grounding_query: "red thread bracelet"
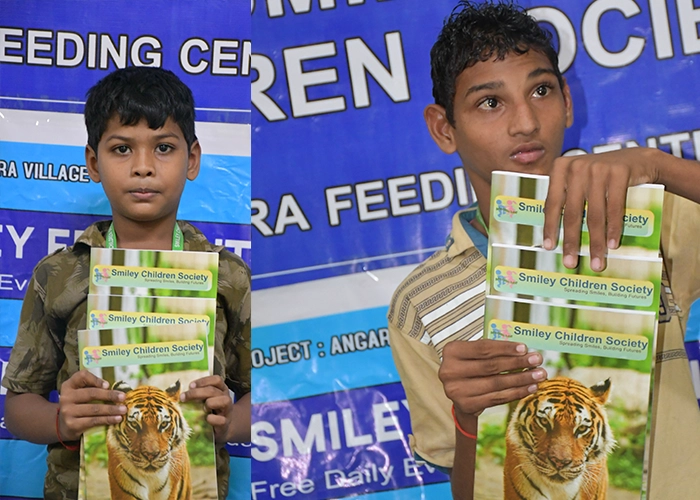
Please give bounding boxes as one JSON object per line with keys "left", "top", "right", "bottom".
{"left": 55, "top": 408, "right": 79, "bottom": 451}
{"left": 452, "top": 405, "right": 477, "bottom": 440}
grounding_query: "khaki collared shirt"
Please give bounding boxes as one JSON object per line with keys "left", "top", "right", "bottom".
{"left": 2, "top": 220, "right": 251, "bottom": 500}
{"left": 387, "top": 209, "right": 486, "bottom": 468}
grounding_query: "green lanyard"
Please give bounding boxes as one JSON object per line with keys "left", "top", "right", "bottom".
{"left": 475, "top": 208, "right": 490, "bottom": 236}
{"left": 105, "top": 222, "right": 184, "bottom": 251}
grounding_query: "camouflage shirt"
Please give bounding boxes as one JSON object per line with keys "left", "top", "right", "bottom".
{"left": 1, "top": 220, "right": 251, "bottom": 499}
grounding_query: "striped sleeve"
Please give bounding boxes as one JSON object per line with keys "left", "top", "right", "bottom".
{"left": 388, "top": 246, "right": 487, "bottom": 359}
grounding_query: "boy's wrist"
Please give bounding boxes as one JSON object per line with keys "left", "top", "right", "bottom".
{"left": 655, "top": 147, "right": 685, "bottom": 188}
{"left": 55, "top": 407, "right": 80, "bottom": 449}
{"left": 641, "top": 147, "right": 665, "bottom": 185}
{"left": 453, "top": 406, "right": 478, "bottom": 436}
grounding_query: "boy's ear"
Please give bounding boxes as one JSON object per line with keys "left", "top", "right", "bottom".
{"left": 562, "top": 77, "right": 574, "bottom": 128}
{"left": 85, "top": 145, "right": 101, "bottom": 183}
{"left": 186, "top": 140, "right": 201, "bottom": 181}
{"left": 424, "top": 104, "right": 458, "bottom": 154}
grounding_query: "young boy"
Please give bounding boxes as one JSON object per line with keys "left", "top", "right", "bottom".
{"left": 0, "top": 67, "right": 251, "bottom": 499}
{"left": 388, "top": 2, "right": 700, "bottom": 499}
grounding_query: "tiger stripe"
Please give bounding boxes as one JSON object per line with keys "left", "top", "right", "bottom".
{"left": 107, "top": 381, "right": 192, "bottom": 500}
{"left": 504, "top": 377, "right": 615, "bottom": 500}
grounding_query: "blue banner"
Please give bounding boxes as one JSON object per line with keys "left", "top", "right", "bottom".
{"left": 252, "top": 383, "right": 449, "bottom": 500}
{"left": 252, "top": 0, "right": 700, "bottom": 289}
{"left": 0, "top": 139, "right": 250, "bottom": 223}
{"left": 1, "top": 0, "right": 250, "bottom": 123}
{"left": 0, "top": 348, "right": 14, "bottom": 441}
{"left": 253, "top": 307, "right": 396, "bottom": 401}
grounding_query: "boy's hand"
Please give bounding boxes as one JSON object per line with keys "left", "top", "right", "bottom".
{"left": 58, "top": 371, "right": 126, "bottom": 442}
{"left": 438, "top": 339, "right": 546, "bottom": 428}
{"left": 543, "top": 148, "right": 659, "bottom": 271}
{"left": 181, "top": 375, "right": 234, "bottom": 446}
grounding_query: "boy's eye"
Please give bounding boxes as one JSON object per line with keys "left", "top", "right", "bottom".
{"left": 114, "top": 145, "right": 130, "bottom": 154}
{"left": 156, "top": 144, "right": 173, "bottom": 153}
{"left": 478, "top": 97, "right": 499, "bottom": 110}
{"left": 533, "top": 84, "right": 551, "bottom": 97}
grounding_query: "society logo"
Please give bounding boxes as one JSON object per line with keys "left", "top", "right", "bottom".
{"left": 494, "top": 268, "right": 518, "bottom": 288}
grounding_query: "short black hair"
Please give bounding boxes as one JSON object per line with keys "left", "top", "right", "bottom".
{"left": 431, "top": 1, "right": 563, "bottom": 125}
{"left": 84, "top": 67, "right": 196, "bottom": 153}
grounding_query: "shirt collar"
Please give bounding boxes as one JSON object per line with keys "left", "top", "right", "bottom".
{"left": 74, "top": 220, "right": 110, "bottom": 248}
{"left": 445, "top": 204, "right": 489, "bottom": 259}
{"left": 74, "top": 220, "right": 223, "bottom": 253}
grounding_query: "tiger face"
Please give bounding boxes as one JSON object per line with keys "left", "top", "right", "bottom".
{"left": 109, "top": 380, "right": 192, "bottom": 472}
{"left": 507, "top": 377, "right": 616, "bottom": 483}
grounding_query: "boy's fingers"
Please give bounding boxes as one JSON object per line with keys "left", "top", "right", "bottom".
{"left": 188, "top": 375, "right": 226, "bottom": 390}
{"left": 456, "top": 383, "right": 540, "bottom": 415}
{"left": 77, "top": 415, "right": 123, "bottom": 429}
{"left": 72, "top": 403, "right": 127, "bottom": 418}
{"left": 69, "top": 387, "right": 125, "bottom": 404}
{"left": 60, "top": 408, "right": 125, "bottom": 439}
{"left": 108, "top": 390, "right": 127, "bottom": 403}
{"left": 586, "top": 167, "right": 609, "bottom": 272}
{"left": 439, "top": 352, "right": 544, "bottom": 401}
{"left": 606, "top": 171, "right": 630, "bottom": 250}
{"left": 469, "top": 368, "right": 547, "bottom": 398}
{"left": 63, "top": 371, "right": 109, "bottom": 390}
{"left": 442, "top": 365, "right": 545, "bottom": 404}
{"left": 206, "top": 414, "right": 227, "bottom": 428}
{"left": 458, "top": 353, "right": 544, "bottom": 378}
{"left": 204, "top": 395, "right": 231, "bottom": 412}
{"left": 561, "top": 172, "right": 586, "bottom": 269}
{"left": 442, "top": 339, "right": 528, "bottom": 360}
{"left": 181, "top": 386, "right": 225, "bottom": 403}
{"left": 543, "top": 161, "right": 567, "bottom": 250}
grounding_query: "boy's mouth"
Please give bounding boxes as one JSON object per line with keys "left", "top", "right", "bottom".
{"left": 129, "top": 188, "right": 160, "bottom": 200}
{"left": 509, "top": 143, "right": 545, "bottom": 164}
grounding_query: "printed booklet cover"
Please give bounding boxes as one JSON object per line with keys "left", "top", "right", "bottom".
{"left": 473, "top": 171, "right": 663, "bottom": 500}
{"left": 477, "top": 300, "right": 657, "bottom": 500}
{"left": 87, "top": 294, "right": 216, "bottom": 372}
{"left": 89, "top": 248, "right": 219, "bottom": 299}
{"left": 488, "top": 171, "right": 664, "bottom": 259}
{"left": 487, "top": 244, "right": 662, "bottom": 314}
{"left": 78, "top": 324, "right": 218, "bottom": 499}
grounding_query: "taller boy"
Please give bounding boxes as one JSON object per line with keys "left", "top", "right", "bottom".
{"left": 388, "top": 2, "right": 700, "bottom": 499}
{"left": 1, "top": 67, "right": 251, "bottom": 499}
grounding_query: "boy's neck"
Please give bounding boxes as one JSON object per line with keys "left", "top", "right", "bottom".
{"left": 471, "top": 205, "right": 489, "bottom": 237}
{"left": 110, "top": 215, "right": 179, "bottom": 250}
{"left": 473, "top": 180, "right": 491, "bottom": 237}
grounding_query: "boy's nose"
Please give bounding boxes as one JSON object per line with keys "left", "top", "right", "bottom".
{"left": 508, "top": 101, "right": 540, "bottom": 137}
{"left": 131, "top": 151, "right": 155, "bottom": 177}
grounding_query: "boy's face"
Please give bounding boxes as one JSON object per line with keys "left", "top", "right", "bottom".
{"left": 86, "top": 116, "right": 200, "bottom": 226}
{"left": 425, "top": 50, "right": 573, "bottom": 204}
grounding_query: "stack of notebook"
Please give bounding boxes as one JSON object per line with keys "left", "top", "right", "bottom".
{"left": 78, "top": 248, "right": 220, "bottom": 499}
{"left": 474, "top": 171, "right": 664, "bottom": 500}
